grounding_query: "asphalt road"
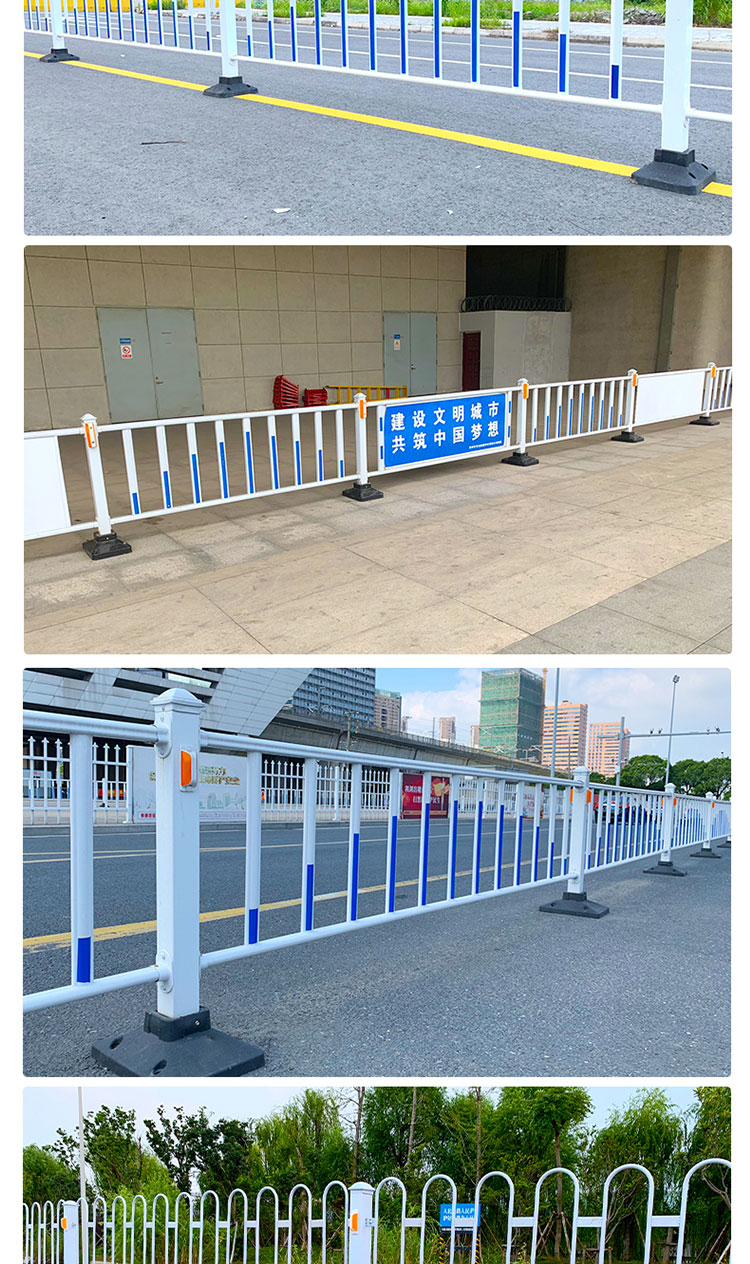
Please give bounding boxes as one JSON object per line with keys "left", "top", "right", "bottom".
{"left": 23, "top": 821, "right": 730, "bottom": 1077}
{"left": 24, "top": 32, "right": 731, "bottom": 234}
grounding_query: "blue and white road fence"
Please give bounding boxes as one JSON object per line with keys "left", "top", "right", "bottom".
{"left": 23, "top": 363, "right": 732, "bottom": 554}
{"left": 25, "top": 0, "right": 731, "bottom": 163}
{"left": 22, "top": 690, "right": 730, "bottom": 1024}
{"left": 24, "top": 1161, "right": 731, "bottom": 1264}
{"left": 23, "top": 732, "right": 130, "bottom": 823}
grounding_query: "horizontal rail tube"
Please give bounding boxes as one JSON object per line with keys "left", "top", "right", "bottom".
{"left": 22, "top": 964, "right": 167, "bottom": 1014}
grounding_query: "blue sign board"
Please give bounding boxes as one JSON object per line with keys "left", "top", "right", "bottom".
{"left": 381, "top": 394, "right": 509, "bottom": 468}
{"left": 439, "top": 1205, "right": 481, "bottom": 1230}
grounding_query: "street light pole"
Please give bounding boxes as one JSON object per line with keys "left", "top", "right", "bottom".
{"left": 665, "top": 675, "right": 680, "bottom": 788}
{"left": 615, "top": 716, "right": 625, "bottom": 786}
{"left": 550, "top": 668, "right": 560, "bottom": 776}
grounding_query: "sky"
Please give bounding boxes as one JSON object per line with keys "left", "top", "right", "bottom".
{"left": 24, "top": 1084, "right": 702, "bottom": 1152}
{"left": 375, "top": 668, "right": 730, "bottom": 764}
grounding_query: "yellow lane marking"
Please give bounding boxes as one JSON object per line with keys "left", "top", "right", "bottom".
{"left": 23, "top": 862, "right": 518, "bottom": 952}
{"left": 23, "top": 51, "right": 731, "bottom": 198}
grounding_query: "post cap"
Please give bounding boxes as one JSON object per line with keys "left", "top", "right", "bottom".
{"left": 151, "top": 687, "right": 205, "bottom": 714}
{"left": 349, "top": 1180, "right": 375, "bottom": 1192}
{"left": 666, "top": 782, "right": 675, "bottom": 794}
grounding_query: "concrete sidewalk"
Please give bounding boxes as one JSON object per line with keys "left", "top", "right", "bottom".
{"left": 24, "top": 415, "right": 731, "bottom": 655}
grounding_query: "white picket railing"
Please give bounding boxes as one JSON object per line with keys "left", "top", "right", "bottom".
{"left": 23, "top": 364, "right": 731, "bottom": 555}
{"left": 22, "top": 690, "right": 730, "bottom": 1074}
{"left": 24, "top": 0, "right": 730, "bottom": 185}
{"left": 23, "top": 1162, "right": 731, "bottom": 1264}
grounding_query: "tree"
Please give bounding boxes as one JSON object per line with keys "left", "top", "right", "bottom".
{"left": 525, "top": 1089, "right": 591, "bottom": 1260}
{"left": 23, "top": 1145, "right": 79, "bottom": 1208}
{"left": 361, "top": 1087, "right": 446, "bottom": 1190}
{"left": 619, "top": 755, "right": 667, "bottom": 790}
{"left": 144, "top": 1105, "right": 213, "bottom": 1194}
{"left": 683, "top": 1088, "right": 731, "bottom": 1261}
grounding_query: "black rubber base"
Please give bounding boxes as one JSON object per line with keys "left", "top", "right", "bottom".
{"left": 690, "top": 415, "right": 720, "bottom": 426}
{"left": 342, "top": 481, "right": 384, "bottom": 501}
{"left": 611, "top": 430, "right": 644, "bottom": 443}
{"left": 539, "top": 890, "right": 609, "bottom": 919}
{"left": 82, "top": 531, "right": 132, "bottom": 560}
{"left": 502, "top": 451, "right": 539, "bottom": 467}
{"left": 204, "top": 76, "right": 258, "bottom": 97}
{"left": 40, "top": 47, "right": 80, "bottom": 62}
{"left": 644, "top": 859, "right": 687, "bottom": 877}
{"left": 631, "top": 148, "right": 716, "bottom": 196}
{"left": 691, "top": 847, "right": 721, "bottom": 859}
{"left": 91, "top": 1009, "right": 265, "bottom": 1077}
{"left": 718, "top": 839, "right": 731, "bottom": 849}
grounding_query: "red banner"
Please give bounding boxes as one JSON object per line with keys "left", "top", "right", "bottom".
{"left": 401, "top": 773, "right": 450, "bottom": 819}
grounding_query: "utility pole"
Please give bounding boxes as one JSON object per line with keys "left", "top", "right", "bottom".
{"left": 550, "top": 668, "right": 560, "bottom": 776}
{"left": 615, "top": 716, "right": 626, "bottom": 786}
{"left": 78, "top": 1086, "right": 88, "bottom": 1264}
{"left": 665, "top": 675, "right": 680, "bottom": 787}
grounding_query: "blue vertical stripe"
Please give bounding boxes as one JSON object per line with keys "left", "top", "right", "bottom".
{"left": 245, "top": 431, "right": 255, "bottom": 493}
{"left": 162, "top": 470, "right": 172, "bottom": 509}
{"left": 219, "top": 441, "right": 229, "bottom": 498}
{"left": 105, "top": 0, "right": 111, "bottom": 37}
{"left": 318, "top": 450, "right": 323, "bottom": 481}
{"left": 558, "top": 32, "right": 567, "bottom": 91}
{"left": 512, "top": 10, "right": 520, "bottom": 86}
{"left": 549, "top": 833, "right": 555, "bottom": 876}
{"left": 420, "top": 804, "right": 430, "bottom": 905}
{"left": 315, "top": 0, "right": 323, "bottom": 63}
{"left": 305, "top": 863, "right": 315, "bottom": 932}
{"left": 474, "top": 801, "right": 483, "bottom": 893}
{"left": 76, "top": 937, "right": 92, "bottom": 985}
{"left": 433, "top": 0, "right": 440, "bottom": 76}
{"left": 189, "top": 13, "right": 194, "bottom": 47}
{"left": 247, "top": 907, "right": 259, "bottom": 945}
{"left": 399, "top": 0, "right": 407, "bottom": 72}
{"left": 117, "top": 0, "right": 123, "bottom": 40}
{"left": 533, "top": 824, "right": 540, "bottom": 882}
{"left": 450, "top": 798, "right": 459, "bottom": 898}
{"left": 496, "top": 804, "right": 504, "bottom": 888}
{"left": 172, "top": 0, "right": 178, "bottom": 45}
{"left": 291, "top": 3, "right": 297, "bottom": 58}
{"left": 368, "top": 0, "right": 376, "bottom": 67}
{"left": 130, "top": 0, "right": 135, "bottom": 40}
{"left": 341, "top": 0, "right": 348, "bottom": 65}
{"left": 191, "top": 453, "right": 201, "bottom": 503}
{"left": 350, "top": 833, "right": 360, "bottom": 920}
{"left": 515, "top": 814, "right": 523, "bottom": 885}
{"left": 271, "top": 436, "right": 279, "bottom": 488}
{"left": 610, "top": 64, "right": 620, "bottom": 99}
{"left": 157, "top": 0, "right": 163, "bottom": 43}
{"left": 388, "top": 815, "right": 398, "bottom": 912}
{"left": 295, "top": 439, "right": 302, "bottom": 485}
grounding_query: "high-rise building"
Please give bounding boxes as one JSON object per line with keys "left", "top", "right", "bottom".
{"left": 470, "top": 725, "right": 480, "bottom": 748}
{"left": 588, "top": 721, "right": 631, "bottom": 777}
{"left": 479, "top": 669, "right": 545, "bottom": 762}
{"left": 291, "top": 668, "right": 376, "bottom": 726}
{"left": 439, "top": 716, "right": 457, "bottom": 743}
{"left": 542, "top": 701, "right": 588, "bottom": 774}
{"left": 374, "top": 689, "right": 402, "bottom": 732}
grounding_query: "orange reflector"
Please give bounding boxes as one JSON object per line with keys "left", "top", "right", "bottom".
{"left": 61, "top": 1218, "right": 68, "bottom": 1231}
{"left": 631, "top": 372, "right": 638, "bottom": 387}
{"left": 351, "top": 1213, "right": 359, "bottom": 1232}
{"left": 673, "top": 797, "right": 677, "bottom": 807}
{"left": 358, "top": 398, "right": 366, "bottom": 420}
{"left": 84, "top": 420, "right": 98, "bottom": 449}
{"left": 180, "top": 750, "right": 195, "bottom": 788}
{"left": 586, "top": 790, "right": 592, "bottom": 804}
{"left": 569, "top": 788, "right": 574, "bottom": 804}
{"left": 711, "top": 364, "right": 717, "bottom": 377}
{"left": 522, "top": 382, "right": 529, "bottom": 399}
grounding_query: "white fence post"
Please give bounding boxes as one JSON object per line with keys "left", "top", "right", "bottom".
{"left": 70, "top": 733, "right": 95, "bottom": 987}
{"left": 632, "top": 0, "right": 716, "bottom": 193}
{"left": 692, "top": 792, "right": 722, "bottom": 859}
{"left": 39, "top": 0, "right": 79, "bottom": 61}
{"left": 690, "top": 362, "right": 721, "bottom": 426}
{"left": 644, "top": 783, "right": 686, "bottom": 877}
{"left": 61, "top": 1201, "right": 80, "bottom": 1264}
{"left": 611, "top": 369, "right": 644, "bottom": 444}
{"left": 502, "top": 380, "right": 539, "bottom": 467}
{"left": 90, "top": 688, "right": 265, "bottom": 1076}
{"left": 539, "top": 765, "right": 609, "bottom": 918}
{"left": 80, "top": 415, "right": 132, "bottom": 560}
{"left": 342, "top": 394, "right": 384, "bottom": 501}
{"left": 348, "top": 1182, "right": 375, "bottom": 1264}
{"left": 204, "top": 0, "right": 258, "bottom": 96}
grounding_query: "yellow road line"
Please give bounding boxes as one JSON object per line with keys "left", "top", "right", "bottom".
{"left": 23, "top": 863, "right": 510, "bottom": 952}
{"left": 23, "top": 51, "right": 731, "bottom": 198}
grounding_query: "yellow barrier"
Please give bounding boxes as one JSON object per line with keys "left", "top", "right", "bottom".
{"left": 327, "top": 384, "right": 408, "bottom": 404}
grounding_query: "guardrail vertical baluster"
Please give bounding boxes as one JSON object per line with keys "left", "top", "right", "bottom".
{"left": 644, "top": 783, "right": 685, "bottom": 876}
{"left": 386, "top": 768, "right": 400, "bottom": 913}
{"left": 245, "top": 750, "right": 262, "bottom": 943}
{"left": 301, "top": 758, "right": 319, "bottom": 930}
{"left": 511, "top": 0, "right": 522, "bottom": 87}
{"left": 70, "top": 733, "right": 94, "bottom": 987}
{"left": 610, "top": 0, "right": 623, "bottom": 99}
{"left": 690, "top": 362, "right": 720, "bottom": 426}
{"left": 80, "top": 415, "right": 132, "bottom": 559}
{"left": 347, "top": 763, "right": 362, "bottom": 922}
{"left": 471, "top": 777, "right": 484, "bottom": 894}
{"left": 540, "top": 766, "right": 609, "bottom": 918}
{"left": 558, "top": 0, "right": 570, "bottom": 93}
{"left": 495, "top": 779, "right": 506, "bottom": 888}
{"left": 418, "top": 772, "right": 430, "bottom": 905}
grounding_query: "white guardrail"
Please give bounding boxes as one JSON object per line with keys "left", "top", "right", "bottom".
{"left": 23, "top": 363, "right": 731, "bottom": 558}
{"left": 22, "top": 690, "right": 731, "bottom": 1074}
{"left": 24, "top": 0, "right": 730, "bottom": 193}
{"left": 24, "top": 1164, "right": 731, "bottom": 1264}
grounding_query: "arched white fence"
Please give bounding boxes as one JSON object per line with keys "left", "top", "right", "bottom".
{"left": 23, "top": 1162, "right": 731, "bottom": 1264}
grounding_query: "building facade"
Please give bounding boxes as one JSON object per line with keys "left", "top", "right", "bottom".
{"left": 470, "top": 725, "right": 480, "bottom": 748}
{"left": 479, "top": 669, "right": 545, "bottom": 762}
{"left": 588, "top": 721, "right": 632, "bottom": 778}
{"left": 374, "top": 689, "right": 402, "bottom": 733}
{"left": 542, "top": 701, "right": 589, "bottom": 774}
{"left": 291, "top": 668, "right": 377, "bottom": 726}
{"left": 439, "top": 716, "right": 457, "bottom": 743}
